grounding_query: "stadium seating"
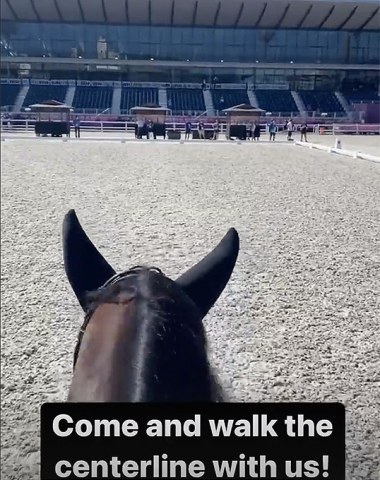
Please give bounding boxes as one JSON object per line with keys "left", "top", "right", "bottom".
{"left": 23, "top": 85, "right": 68, "bottom": 107}
{"left": 167, "top": 88, "right": 205, "bottom": 115}
{"left": 120, "top": 88, "right": 159, "bottom": 113}
{"left": 2, "top": 78, "right": 365, "bottom": 118}
{"left": 72, "top": 86, "right": 114, "bottom": 111}
{"left": 254, "top": 90, "right": 298, "bottom": 114}
{"left": 0, "top": 84, "right": 21, "bottom": 108}
{"left": 211, "top": 89, "right": 250, "bottom": 111}
{"left": 343, "top": 91, "right": 379, "bottom": 104}
{"left": 299, "top": 91, "right": 344, "bottom": 114}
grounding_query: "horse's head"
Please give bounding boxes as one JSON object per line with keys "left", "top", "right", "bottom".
{"left": 62, "top": 209, "right": 239, "bottom": 402}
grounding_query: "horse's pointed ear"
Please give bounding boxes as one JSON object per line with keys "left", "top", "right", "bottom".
{"left": 176, "top": 228, "right": 239, "bottom": 318}
{"left": 62, "top": 209, "right": 116, "bottom": 311}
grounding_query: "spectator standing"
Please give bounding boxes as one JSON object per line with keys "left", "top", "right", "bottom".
{"left": 198, "top": 121, "right": 205, "bottom": 139}
{"left": 74, "top": 116, "right": 81, "bottom": 138}
{"left": 212, "top": 120, "right": 220, "bottom": 140}
{"left": 286, "top": 119, "right": 294, "bottom": 141}
{"left": 253, "top": 121, "right": 261, "bottom": 141}
{"left": 300, "top": 122, "right": 308, "bottom": 142}
{"left": 246, "top": 121, "right": 253, "bottom": 140}
{"left": 268, "top": 120, "right": 277, "bottom": 141}
{"left": 137, "top": 118, "right": 145, "bottom": 139}
{"left": 185, "top": 119, "right": 192, "bottom": 140}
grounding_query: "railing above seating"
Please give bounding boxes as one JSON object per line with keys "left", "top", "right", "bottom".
{"left": 0, "top": 78, "right": 290, "bottom": 90}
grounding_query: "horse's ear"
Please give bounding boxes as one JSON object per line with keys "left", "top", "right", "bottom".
{"left": 176, "top": 228, "right": 239, "bottom": 318}
{"left": 62, "top": 209, "right": 116, "bottom": 311}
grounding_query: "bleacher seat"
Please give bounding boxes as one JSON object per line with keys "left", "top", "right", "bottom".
{"left": 167, "top": 88, "right": 205, "bottom": 114}
{"left": 120, "top": 88, "right": 158, "bottom": 113}
{"left": 299, "top": 91, "right": 344, "bottom": 114}
{"left": 255, "top": 90, "right": 298, "bottom": 114}
{"left": 23, "top": 85, "right": 68, "bottom": 106}
{"left": 211, "top": 89, "right": 250, "bottom": 111}
{"left": 0, "top": 84, "right": 21, "bottom": 108}
{"left": 72, "top": 86, "right": 114, "bottom": 111}
{"left": 343, "top": 91, "right": 379, "bottom": 104}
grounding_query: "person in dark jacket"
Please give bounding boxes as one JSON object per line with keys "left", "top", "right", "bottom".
{"left": 147, "top": 120, "right": 154, "bottom": 139}
{"left": 300, "top": 122, "right": 308, "bottom": 142}
{"left": 253, "top": 121, "right": 261, "bottom": 141}
{"left": 185, "top": 119, "right": 192, "bottom": 140}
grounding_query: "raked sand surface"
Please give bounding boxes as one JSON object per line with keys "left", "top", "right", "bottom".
{"left": 1, "top": 139, "right": 380, "bottom": 479}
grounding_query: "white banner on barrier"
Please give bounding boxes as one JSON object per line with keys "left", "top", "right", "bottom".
{"left": 1, "top": 79, "right": 21, "bottom": 85}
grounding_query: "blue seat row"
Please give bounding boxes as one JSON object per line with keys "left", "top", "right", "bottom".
{"left": 255, "top": 90, "right": 298, "bottom": 114}
{"left": 299, "top": 91, "right": 344, "bottom": 113}
{"left": 120, "top": 88, "right": 158, "bottom": 112}
{"left": 167, "top": 88, "right": 205, "bottom": 114}
{"left": 23, "top": 85, "right": 68, "bottom": 107}
{"left": 0, "top": 84, "right": 21, "bottom": 108}
{"left": 211, "top": 89, "right": 250, "bottom": 111}
{"left": 72, "top": 86, "right": 113, "bottom": 110}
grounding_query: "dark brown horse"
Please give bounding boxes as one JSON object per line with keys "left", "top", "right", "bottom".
{"left": 63, "top": 210, "right": 239, "bottom": 402}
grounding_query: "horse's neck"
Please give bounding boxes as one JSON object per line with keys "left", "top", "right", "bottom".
{"left": 68, "top": 302, "right": 223, "bottom": 403}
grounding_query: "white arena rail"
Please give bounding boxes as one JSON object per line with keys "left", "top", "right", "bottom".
{"left": 315, "top": 124, "right": 380, "bottom": 135}
{"left": 295, "top": 141, "right": 380, "bottom": 164}
{"left": 332, "top": 124, "right": 380, "bottom": 135}
{"left": 0, "top": 119, "right": 230, "bottom": 134}
{"left": 2, "top": 119, "right": 379, "bottom": 138}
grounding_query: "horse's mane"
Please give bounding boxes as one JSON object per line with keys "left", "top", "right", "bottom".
{"left": 81, "top": 266, "right": 225, "bottom": 402}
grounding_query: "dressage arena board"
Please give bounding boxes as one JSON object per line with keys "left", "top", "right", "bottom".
{"left": 1, "top": 138, "right": 380, "bottom": 480}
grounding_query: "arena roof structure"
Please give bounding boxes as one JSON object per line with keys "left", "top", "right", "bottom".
{"left": 1, "top": 0, "right": 379, "bottom": 30}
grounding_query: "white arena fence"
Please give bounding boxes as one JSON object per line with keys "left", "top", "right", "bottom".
{"left": 314, "top": 124, "right": 380, "bottom": 135}
{"left": 1, "top": 118, "right": 379, "bottom": 136}
{"left": 295, "top": 140, "right": 380, "bottom": 164}
{"left": 0, "top": 119, "right": 228, "bottom": 134}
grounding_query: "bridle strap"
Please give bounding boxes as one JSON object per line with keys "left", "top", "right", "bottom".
{"left": 72, "top": 266, "right": 162, "bottom": 369}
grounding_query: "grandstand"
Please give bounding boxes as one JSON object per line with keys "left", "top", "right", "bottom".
{"left": 0, "top": 0, "right": 379, "bottom": 122}
{"left": 121, "top": 87, "right": 159, "bottom": 114}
